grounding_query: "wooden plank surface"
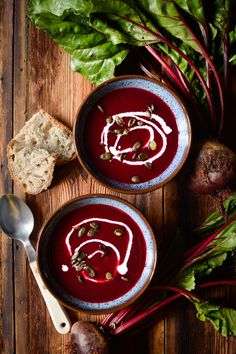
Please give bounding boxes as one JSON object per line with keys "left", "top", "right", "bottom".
{"left": 1, "top": 2, "right": 236, "bottom": 354}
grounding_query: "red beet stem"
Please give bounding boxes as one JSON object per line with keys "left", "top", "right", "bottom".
{"left": 113, "top": 293, "right": 181, "bottom": 335}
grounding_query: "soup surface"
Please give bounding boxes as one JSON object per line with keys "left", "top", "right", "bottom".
{"left": 48, "top": 203, "right": 147, "bottom": 303}
{"left": 84, "top": 87, "right": 179, "bottom": 184}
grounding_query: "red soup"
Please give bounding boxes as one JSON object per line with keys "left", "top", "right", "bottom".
{"left": 47, "top": 203, "right": 147, "bottom": 303}
{"left": 83, "top": 87, "right": 179, "bottom": 184}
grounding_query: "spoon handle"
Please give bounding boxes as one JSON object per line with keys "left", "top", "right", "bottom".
{"left": 24, "top": 239, "right": 71, "bottom": 334}
{"left": 30, "top": 260, "right": 71, "bottom": 334}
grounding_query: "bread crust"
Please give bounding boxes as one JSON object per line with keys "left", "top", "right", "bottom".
{"left": 7, "top": 110, "right": 75, "bottom": 194}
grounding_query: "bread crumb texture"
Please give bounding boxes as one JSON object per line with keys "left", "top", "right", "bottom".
{"left": 7, "top": 110, "right": 76, "bottom": 194}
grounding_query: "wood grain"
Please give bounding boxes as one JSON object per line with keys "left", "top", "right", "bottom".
{"left": 1, "top": 2, "right": 236, "bottom": 354}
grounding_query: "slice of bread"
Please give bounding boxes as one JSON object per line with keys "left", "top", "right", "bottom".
{"left": 7, "top": 110, "right": 76, "bottom": 194}
{"left": 7, "top": 146, "right": 56, "bottom": 194}
{"left": 8, "top": 110, "right": 76, "bottom": 165}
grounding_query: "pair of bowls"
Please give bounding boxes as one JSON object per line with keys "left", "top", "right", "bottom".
{"left": 37, "top": 76, "right": 191, "bottom": 314}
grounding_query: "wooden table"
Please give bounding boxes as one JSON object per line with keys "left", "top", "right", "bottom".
{"left": 1, "top": 2, "right": 236, "bottom": 353}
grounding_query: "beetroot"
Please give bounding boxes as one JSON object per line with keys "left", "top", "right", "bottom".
{"left": 188, "top": 140, "right": 236, "bottom": 195}
{"left": 70, "top": 321, "right": 110, "bottom": 354}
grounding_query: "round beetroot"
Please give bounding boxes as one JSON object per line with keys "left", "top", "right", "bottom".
{"left": 188, "top": 140, "right": 236, "bottom": 194}
{"left": 70, "top": 321, "right": 110, "bottom": 354}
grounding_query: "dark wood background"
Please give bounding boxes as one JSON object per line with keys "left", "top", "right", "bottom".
{"left": 1, "top": 1, "right": 236, "bottom": 353}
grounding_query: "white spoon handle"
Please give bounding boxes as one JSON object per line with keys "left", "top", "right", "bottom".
{"left": 30, "top": 260, "right": 71, "bottom": 334}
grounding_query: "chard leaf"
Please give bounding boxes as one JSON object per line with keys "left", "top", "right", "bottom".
{"left": 71, "top": 46, "right": 128, "bottom": 84}
{"left": 195, "top": 193, "right": 236, "bottom": 236}
{"left": 135, "top": 0, "right": 202, "bottom": 51}
{"left": 175, "top": 216, "right": 236, "bottom": 291}
{"left": 175, "top": 253, "right": 227, "bottom": 290}
{"left": 193, "top": 300, "right": 236, "bottom": 336}
{"left": 209, "top": 0, "right": 236, "bottom": 35}
{"left": 28, "top": 4, "right": 129, "bottom": 83}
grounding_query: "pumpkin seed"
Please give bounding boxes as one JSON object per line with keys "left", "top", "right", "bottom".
{"left": 132, "top": 141, "right": 142, "bottom": 152}
{"left": 114, "top": 228, "right": 125, "bottom": 237}
{"left": 121, "top": 276, "right": 129, "bottom": 282}
{"left": 78, "top": 227, "right": 86, "bottom": 237}
{"left": 99, "top": 244, "right": 109, "bottom": 257}
{"left": 75, "top": 261, "right": 86, "bottom": 271}
{"left": 97, "top": 104, "right": 104, "bottom": 113}
{"left": 145, "top": 162, "right": 153, "bottom": 169}
{"left": 87, "top": 228, "right": 97, "bottom": 237}
{"left": 137, "top": 152, "right": 147, "bottom": 161}
{"left": 128, "top": 117, "right": 136, "bottom": 127}
{"left": 147, "top": 105, "right": 155, "bottom": 118}
{"left": 118, "top": 153, "right": 126, "bottom": 162}
{"left": 106, "top": 272, "right": 113, "bottom": 280}
{"left": 115, "top": 116, "right": 124, "bottom": 126}
{"left": 90, "top": 222, "right": 99, "bottom": 230}
{"left": 85, "top": 266, "right": 96, "bottom": 278}
{"left": 77, "top": 275, "right": 85, "bottom": 284}
{"left": 113, "top": 129, "right": 123, "bottom": 135}
{"left": 148, "top": 140, "right": 157, "bottom": 151}
{"left": 106, "top": 117, "right": 113, "bottom": 124}
{"left": 131, "top": 176, "right": 140, "bottom": 183}
{"left": 123, "top": 128, "right": 129, "bottom": 135}
{"left": 72, "top": 225, "right": 80, "bottom": 229}
{"left": 77, "top": 251, "right": 87, "bottom": 261}
{"left": 100, "top": 152, "right": 112, "bottom": 161}
{"left": 71, "top": 251, "right": 79, "bottom": 261}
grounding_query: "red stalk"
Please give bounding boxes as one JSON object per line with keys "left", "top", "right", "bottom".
{"left": 157, "top": 215, "right": 236, "bottom": 285}
{"left": 145, "top": 46, "right": 190, "bottom": 97}
{"left": 180, "top": 215, "right": 236, "bottom": 270}
{"left": 110, "top": 279, "right": 236, "bottom": 335}
{"left": 119, "top": 14, "right": 215, "bottom": 127}
{"left": 113, "top": 293, "right": 181, "bottom": 335}
{"left": 176, "top": 10, "right": 224, "bottom": 135}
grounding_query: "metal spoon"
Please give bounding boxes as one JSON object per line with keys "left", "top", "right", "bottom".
{"left": 0, "top": 194, "right": 71, "bottom": 334}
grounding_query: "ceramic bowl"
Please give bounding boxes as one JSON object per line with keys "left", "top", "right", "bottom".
{"left": 74, "top": 76, "right": 191, "bottom": 193}
{"left": 37, "top": 194, "right": 157, "bottom": 313}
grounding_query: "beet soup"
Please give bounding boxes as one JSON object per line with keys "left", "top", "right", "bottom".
{"left": 82, "top": 87, "right": 179, "bottom": 184}
{"left": 47, "top": 202, "right": 148, "bottom": 304}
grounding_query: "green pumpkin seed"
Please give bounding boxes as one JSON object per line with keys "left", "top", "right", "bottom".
{"left": 71, "top": 251, "right": 79, "bottom": 261}
{"left": 145, "top": 162, "right": 153, "bottom": 170}
{"left": 75, "top": 261, "right": 86, "bottom": 271}
{"left": 113, "top": 129, "right": 123, "bottom": 135}
{"left": 149, "top": 140, "right": 157, "bottom": 151}
{"left": 106, "top": 272, "right": 113, "bottom": 280}
{"left": 90, "top": 222, "right": 99, "bottom": 230}
{"left": 77, "top": 251, "right": 87, "bottom": 261}
{"left": 85, "top": 266, "right": 96, "bottom": 278}
{"left": 137, "top": 152, "right": 147, "bottom": 161}
{"left": 131, "top": 176, "right": 140, "bottom": 183}
{"left": 132, "top": 141, "right": 142, "bottom": 152}
{"left": 118, "top": 153, "right": 126, "bottom": 162}
{"left": 121, "top": 276, "right": 129, "bottom": 282}
{"left": 100, "top": 152, "right": 112, "bottom": 161}
{"left": 77, "top": 275, "right": 85, "bottom": 284}
{"left": 78, "top": 227, "right": 86, "bottom": 237}
{"left": 87, "top": 228, "right": 97, "bottom": 237}
{"left": 114, "top": 228, "right": 125, "bottom": 237}
{"left": 97, "top": 104, "right": 104, "bottom": 113}
{"left": 128, "top": 118, "right": 136, "bottom": 127}
{"left": 106, "top": 117, "right": 113, "bottom": 124}
{"left": 123, "top": 128, "right": 129, "bottom": 135}
{"left": 115, "top": 116, "right": 124, "bottom": 126}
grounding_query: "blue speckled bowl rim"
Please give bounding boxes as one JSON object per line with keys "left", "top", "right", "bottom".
{"left": 74, "top": 75, "right": 191, "bottom": 193}
{"left": 37, "top": 194, "right": 157, "bottom": 314}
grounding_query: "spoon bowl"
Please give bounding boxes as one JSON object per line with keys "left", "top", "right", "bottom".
{"left": 0, "top": 194, "right": 71, "bottom": 334}
{"left": 0, "top": 194, "right": 34, "bottom": 242}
